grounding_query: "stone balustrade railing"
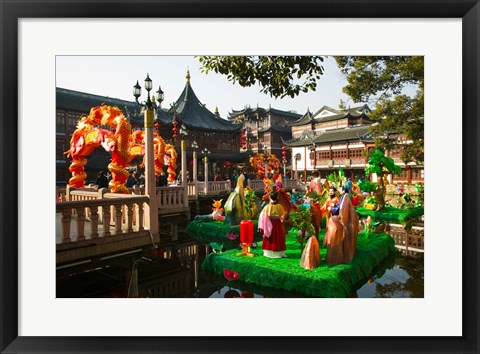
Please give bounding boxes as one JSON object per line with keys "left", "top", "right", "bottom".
{"left": 56, "top": 194, "right": 149, "bottom": 244}
{"left": 284, "top": 179, "right": 298, "bottom": 190}
{"left": 156, "top": 186, "right": 188, "bottom": 213}
{"left": 187, "top": 183, "right": 197, "bottom": 199}
{"left": 247, "top": 179, "right": 298, "bottom": 192}
{"left": 197, "top": 181, "right": 231, "bottom": 196}
{"left": 247, "top": 179, "right": 264, "bottom": 192}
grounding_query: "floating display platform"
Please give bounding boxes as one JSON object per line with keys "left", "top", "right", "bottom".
{"left": 355, "top": 206, "right": 424, "bottom": 224}
{"left": 186, "top": 219, "right": 263, "bottom": 250}
{"left": 202, "top": 230, "right": 395, "bottom": 298}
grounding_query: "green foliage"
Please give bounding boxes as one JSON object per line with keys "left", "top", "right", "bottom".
{"left": 197, "top": 56, "right": 325, "bottom": 98}
{"left": 358, "top": 179, "right": 377, "bottom": 193}
{"left": 291, "top": 205, "right": 314, "bottom": 232}
{"left": 291, "top": 205, "right": 315, "bottom": 250}
{"left": 365, "top": 149, "right": 402, "bottom": 176}
{"left": 335, "top": 56, "right": 424, "bottom": 164}
{"left": 326, "top": 170, "right": 341, "bottom": 187}
{"left": 243, "top": 187, "right": 259, "bottom": 219}
{"left": 306, "top": 191, "right": 328, "bottom": 207}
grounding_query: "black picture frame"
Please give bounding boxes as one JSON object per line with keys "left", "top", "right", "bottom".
{"left": 1, "top": 1, "right": 478, "bottom": 353}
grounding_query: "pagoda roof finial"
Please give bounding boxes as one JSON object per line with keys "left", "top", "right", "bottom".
{"left": 215, "top": 105, "right": 219, "bottom": 115}
{"left": 186, "top": 67, "right": 191, "bottom": 84}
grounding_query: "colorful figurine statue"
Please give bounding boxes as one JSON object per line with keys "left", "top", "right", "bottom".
{"left": 321, "top": 187, "right": 340, "bottom": 231}
{"left": 223, "top": 174, "right": 245, "bottom": 226}
{"left": 324, "top": 186, "right": 359, "bottom": 265}
{"left": 211, "top": 199, "right": 225, "bottom": 222}
{"left": 258, "top": 191, "right": 287, "bottom": 258}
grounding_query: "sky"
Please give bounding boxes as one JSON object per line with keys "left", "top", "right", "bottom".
{"left": 56, "top": 56, "right": 362, "bottom": 119}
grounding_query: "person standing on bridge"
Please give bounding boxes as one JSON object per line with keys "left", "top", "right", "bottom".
{"left": 95, "top": 171, "right": 109, "bottom": 189}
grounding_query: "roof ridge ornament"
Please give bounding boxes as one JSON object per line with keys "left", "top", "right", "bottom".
{"left": 186, "top": 67, "right": 191, "bottom": 84}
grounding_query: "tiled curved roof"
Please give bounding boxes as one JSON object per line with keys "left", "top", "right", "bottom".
{"left": 284, "top": 125, "right": 373, "bottom": 147}
{"left": 229, "top": 106, "right": 301, "bottom": 120}
{"left": 56, "top": 87, "right": 145, "bottom": 126}
{"left": 287, "top": 110, "right": 315, "bottom": 127}
{"left": 313, "top": 125, "right": 372, "bottom": 143}
{"left": 171, "top": 83, "right": 241, "bottom": 132}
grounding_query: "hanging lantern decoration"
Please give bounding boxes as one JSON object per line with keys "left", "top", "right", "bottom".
{"left": 282, "top": 145, "right": 288, "bottom": 164}
{"left": 239, "top": 129, "right": 247, "bottom": 150}
{"left": 172, "top": 120, "right": 178, "bottom": 141}
{"left": 154, "top": 122, "right": 160, "bottom": 132}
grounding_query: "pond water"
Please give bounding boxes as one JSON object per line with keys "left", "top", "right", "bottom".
{"left": 57, "top": 236, "right": 423, "bottom": 298}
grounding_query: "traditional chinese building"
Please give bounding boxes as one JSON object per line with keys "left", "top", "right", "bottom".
{"left": 284, "top": 105, "right": 424, "bottom": 183}
{"left": 163, "top": 70, "right": 243, "bottom": 177}
{"left": 228, "top": 105, "right": 301, "bottom": 162}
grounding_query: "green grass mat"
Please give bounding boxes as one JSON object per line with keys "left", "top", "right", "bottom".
{"left": 355, "top": 206, "right": 424, "bottom": 224}
{"left": 186, "top": 219, "right": 262, "bottom": 249}
{"left": 202, "top": 230, "right": 395, "bottom": 297}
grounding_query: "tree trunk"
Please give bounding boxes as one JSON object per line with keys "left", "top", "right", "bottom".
{"left": 375, "top": 172, "right": 386, "bottom": 210}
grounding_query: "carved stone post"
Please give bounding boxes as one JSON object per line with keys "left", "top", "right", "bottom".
{"left": 144, "top": 106, "right": 159, "bottom": 238}
{"left": 204, "top": 156, "right": 209, "bottom": 195}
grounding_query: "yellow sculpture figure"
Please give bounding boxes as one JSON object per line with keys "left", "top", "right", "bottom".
{"left": 211, "top": 199, "right": 225, "bottom": 221}
{"left": 223, "top": 174, "right": 245, "bottom": 226}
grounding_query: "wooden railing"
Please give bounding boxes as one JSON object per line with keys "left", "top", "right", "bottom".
{"left": 56, "top": 194, "right": 149, "bottom": 244}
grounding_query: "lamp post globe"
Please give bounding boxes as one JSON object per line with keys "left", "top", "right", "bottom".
{"left": 144, "top": 73, "right": 153, "bottom": 92}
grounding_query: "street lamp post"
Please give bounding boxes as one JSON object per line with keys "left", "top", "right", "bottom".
{"left": 179, "top": 124, "right": 188, "bottom": 213}
{"left": 133, "top": 73, "right": 163, "bottom": 240}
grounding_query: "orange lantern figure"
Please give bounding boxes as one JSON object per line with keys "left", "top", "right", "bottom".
{"left": 237, "top": 219, "right": 254, "bottom": 257}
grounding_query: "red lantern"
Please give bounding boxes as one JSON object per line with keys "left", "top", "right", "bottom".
{"left": 282, "top": 151, "right": 287, "bottom": 155}
{"left": 172, "top": 134, "right": 177, "bottom": 139}
{"left": 240, "top": 219, "right": 254, "bottom": 244}
{"left": 172, "top": 121, "right": 178, "bottom": 126}
{"left": 155, "top": 123, "right": 160, "bottom": 128}
{"left": 172, "top": 127, "right": 178, "bottom": 132}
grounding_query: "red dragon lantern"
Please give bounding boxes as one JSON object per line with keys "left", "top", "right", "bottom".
{"left": 66, "top": 105, "right": 177, "bottom": 193}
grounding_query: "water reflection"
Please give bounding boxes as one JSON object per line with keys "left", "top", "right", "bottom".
{"left": 57, "top": 237, "right": 423, "bottom": 298}
{"left": 357, "top": 251, "right": 424, "bottom": 298}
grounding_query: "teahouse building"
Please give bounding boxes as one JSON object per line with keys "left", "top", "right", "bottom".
{"left": 284, "top": 105, "right": 424, "bottom": 183}
{"left": 228, "top": 105, "right": 301, "bottom": 163}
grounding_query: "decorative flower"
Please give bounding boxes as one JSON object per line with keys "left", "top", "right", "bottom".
{"left": 223, "top": 269, "right": 239, "bottom": 282}
{"left": 226, "top": 232, "right": 238, "bottom": 240}
{"left": 241, "top": 291, "right": 255, "bottom": 298}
